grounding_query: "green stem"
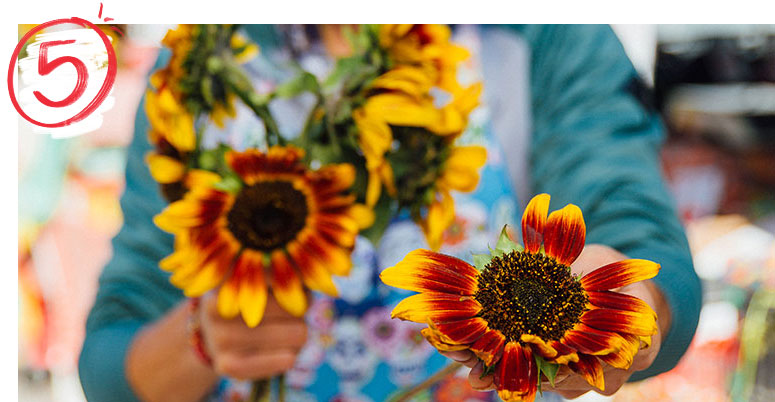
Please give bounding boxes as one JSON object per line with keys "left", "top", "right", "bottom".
{"left": 247, "top": 379, "right": 270, "bottom": 402}
{"left": 390, "top": 361, "right": 462, "bottom": 402}
{"left": 212, "top": 56, "right": 285, "bottom": 147}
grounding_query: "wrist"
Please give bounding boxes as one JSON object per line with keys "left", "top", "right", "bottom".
{"left": 187, "top": 298, "right": 214, "bottom": 367}
{"left": 644, "top": 279, "right": 672, "bottom": 343}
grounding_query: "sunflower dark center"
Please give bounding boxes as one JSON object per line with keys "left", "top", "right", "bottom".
{"left": 474, "top": 250, "right": 588, "bottom": 342}
{"left": 226, "top": 181, "right": 308, "bottom": 251}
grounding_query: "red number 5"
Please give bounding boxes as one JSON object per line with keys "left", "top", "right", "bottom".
{"left": 33, "top": 40, "right": 89, "bottom": 108}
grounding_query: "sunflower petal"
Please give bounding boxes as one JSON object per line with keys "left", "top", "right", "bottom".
{"left": 543, "top": 204, "right": 585, "bottom": 266}
{"left": 521, "top": 194, "right": 550, "bottom": 253}
{"left": 269, "top": 250, "right": 306, "bottom": 317}
{"left": 431, "top": 317, "right": 489, "bottom": 344}
{"left": 587, "top": 290, "right": 657, "bottom": 318}
{"left": 422, "top": 190, "right": 455, "bottom": 251}
{"left": 391, "top": 292, "right": 481, "bottom": 324}
{"left": 569, "top": 354, "right": 605, "bottom": 391}
{"left": 287, "top": 241, "right": 338, "bottom": 297}
{"left": 365, "top": 168, "right": 383, "bottom": 207}
{"left": 549, "top": 341, "right": 579, "bottom": 364}
{"left": 581, "top": 308, "right": 658, "bottom": 336}
{"left": 495, "top": 342, "right": 538, "bottom": 402}
{"left": 580, "top": 259, "right": 660, "bottom": 291}
{"left": 217, "top": 275, "right": 241, "bottom": 319}
{"left": 299, "top": 230, "right": 352, "bottom": 277}
{"left": 311, "top": 163, "right": 356, "bottom": 195}
{"left": 598, "top": 334, "right": 640, "bottom": 370}
{"left": 313, "top": 213, "right": 358, "bottom": 248}
{"left": 234, "top": 250, "right": 268, "bottom": 328}
{"left": 470, "top": 329, "right": 506, "bottom": 366}
{"left": 181, "top": 240, "right": 237, "bottom": 298}
{"left": 379, "top": 249, "right": 479, "bottom": 295}
{"left": 421, "top": 327, "right": 468, "bottom": 351}
{"left": 153, "top": 191, "right": 231, "bottom": 232}
{"left": 521, "top": 334, "right": 558, "bottom": 359}
{"left": 347, "top": 204, "right": 375, "bottom": 230}
{"left": 146, "top": 153, "right": 185, "bottom": 184}
{"left": 439, "top": 146, "right": 487, "bottom": 193}
{"left": 561, "top": 323, "right": 626, "bottom": 355}
{"left": 184, "top": 169, "right": 222, "bottom": 188}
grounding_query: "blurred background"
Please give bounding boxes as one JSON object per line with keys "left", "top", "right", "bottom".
{"left": 17, "top": 24, "right": 775, "bottom": 401}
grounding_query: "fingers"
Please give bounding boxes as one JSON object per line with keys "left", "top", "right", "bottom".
{"left": 468, "top": 361, "right": 494, "bottom": 391}
{"left": 213, "top": 348, "right": 299, "bottom": 380}
{"left": 197, "top": 290, "right": 308, "bottom": 380}
{"left": 203, "top": 290, "right": 302, "bottom": 323}
{"left": 439, "top": 350, "right": 478, "bottom": 368}
{"left": 554, "top": 389, "right": 590, "bottom": 399}
{"left": 208, "top": 321, "right": 308, "bottom": 354}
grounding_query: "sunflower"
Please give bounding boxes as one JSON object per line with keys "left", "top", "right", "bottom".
{"left": 354, "top": 63, "right": 484, "bottom": 249}
{"left": 154, "top": 145, "right": 372, "bottom": 327}
{"left": 378, "top": 24, "right": 469, "bottom": 93}
{"left": 381, "top": 193, "right": 660, "bottom": 402}
{"left": 146, "top": 25, "right": 261, "bottom": 202}
{"left": 419, "top": 144, "right": 486, "bottom": 251}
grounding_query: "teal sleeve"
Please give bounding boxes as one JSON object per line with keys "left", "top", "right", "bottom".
{"left": 510, "top": 25, "right": 702, "bottom": 379}
{"left": 79, "top": 51, "right": 184, "bottom": 401}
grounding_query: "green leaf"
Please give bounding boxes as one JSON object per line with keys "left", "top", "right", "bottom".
{"left": 275, "top": 71, "right": 320, "bottom": 98}
{"left": 542, "top": 361, "right": 560, "bottom": 387}
{"left": 533, "top": 353, "right": 560, "bottom": 395}
{"left": 480, "top": 362, "right": 497, "bottom": 379}
{"left": 472, "top": 254, "right": 490, "bottom": 271}
{"left": 213, "top": 173, "right": 242, "bottom": 193}
{"left": 494, "top": 225, "right": 522, "bottom": 256}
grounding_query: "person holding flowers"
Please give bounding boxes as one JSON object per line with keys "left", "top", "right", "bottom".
{"left": 79, "top": 25, "right": 700, "bottom": 402}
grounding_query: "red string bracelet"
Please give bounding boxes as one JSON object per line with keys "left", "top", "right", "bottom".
{"left": 187, "top": 298, "right": 213, "bottom": 367}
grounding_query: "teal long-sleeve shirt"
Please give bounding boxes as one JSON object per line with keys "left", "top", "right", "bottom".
{"left": 79, "top": 24, "right": 701, "bottom": 401}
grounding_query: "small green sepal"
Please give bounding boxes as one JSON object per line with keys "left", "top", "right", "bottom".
{"left": 472, "top": 254, "right": 491, "bottom": 271}
{"left": 534, "top": 353, "right": 560, "bottom": 395}
{"left": 493, "top": 225, "right": 523, "bottom": 256}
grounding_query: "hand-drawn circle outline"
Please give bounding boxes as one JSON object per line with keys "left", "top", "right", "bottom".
{"left": 7, "top": 17, "right": 117, "bottom": 128}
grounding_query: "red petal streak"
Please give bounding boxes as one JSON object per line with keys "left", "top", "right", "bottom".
{"left": 581, "top": 308, "right": 657, "bottom": 336}
{"left": 380, "top": 249, "right": 479, "bottom": 295}
{"left": 521, "top": 193, "right": 550, "bottom": 253}
{"left": 598, "top": 334, "right": 640, "bottom": 370}
{"left": 470, "top": 329, "right": 506, "bottom": 366}
{"left": 234, "top": 250, "right": 268, "bottom": 328}
{"left": 549, "top": 341, "right": 579, "bottom": 364}
{"left": 543, "top": 204, "right": 585, "bottom": 266}
{"left": 580, "top": 259, "right": 660, "bottom": 291}
{"left": 587, "top": 291, "right": 657, "bottom": 318}
{"left": 313, "top": 214, "right": 358, "bottom": 248}
{"left": 431, "top": 317, "right": 488, "bottom": 345}
{"left": 495, "top": 342, "right": 538, "bottom": 402}
{"left": 269, "top": 250, "right": 306, "bottom": 317}
{"left": 561, "top": 324, "right": 626, "bottom": 355}
{"left": 421, "top": 327, "right": 468, "bottom": 351}
{"left": 569, "top": 354, "right": 605, "bottom": 391}
{"left": 391, "top": 292, "right": 481, "bottom": 324}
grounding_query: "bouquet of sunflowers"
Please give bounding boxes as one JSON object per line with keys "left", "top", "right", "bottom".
{"left": 146, "top": 24, "right": 660, "bottom": 402}
{"left": 147, "top": 24, "right": 483, "bottom": 328}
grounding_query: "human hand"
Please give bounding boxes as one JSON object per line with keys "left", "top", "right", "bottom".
{"left": 441, "top": 244, "right": 670, "bottom": 398}
{"left": 198, "top": 291, "right": 308, "bottom": 380}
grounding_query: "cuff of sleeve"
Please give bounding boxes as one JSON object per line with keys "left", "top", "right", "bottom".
{"left": 628, "top": 244, "right": 702, "bottom": 381}
{"left": 79, "top": 321, "right": 145, "bottom": 402}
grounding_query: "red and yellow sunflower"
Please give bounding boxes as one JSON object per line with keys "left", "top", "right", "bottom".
{"left": 379, "top": 24, "right": 469, "bottom": 93}
{"left": 154, "top": 146, "right": 372, "bottom": 327}
{"left": 381, "top": 193, "right": 660, "bottom": 402}
{"left": 145, "top": 25, "right": 260, "bottom": 202}
{"left": 355, "top": 25, "right": 485, "bottom": 250}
